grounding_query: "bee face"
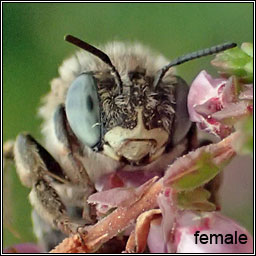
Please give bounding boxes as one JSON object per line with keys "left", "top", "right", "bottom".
{"left": 96, "top": 69, "right": 175, "bottom": 163}
{"left": 40, "top": 40, "right": 191, "bottom": 166}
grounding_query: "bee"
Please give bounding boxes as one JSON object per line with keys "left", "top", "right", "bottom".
{"left": 4, "top": 35, "right": 236, "bottom": 252}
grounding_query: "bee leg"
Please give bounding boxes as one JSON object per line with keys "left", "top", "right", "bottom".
{"left": 31, "top": 210, "right": 66, "bottom": 252}
{"left": 13, "top": 133, "right": 88, "bottom": 248}
{"left": 53, "top": 105, "right": 96, "bottom": 223}
{"left": 3, "top": 140, "right": 15, "bottom": 161}
{"left": 29, "top": 178, "right": 82, "bottom": 235}
{"left": 53, "top": 104, "right": 94, "bottom": 186}
{"left": 13, "top": 133, "right": 68, "bottom": 187}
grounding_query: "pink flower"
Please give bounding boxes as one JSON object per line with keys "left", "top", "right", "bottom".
{"left": 147, "top": 210, "right": 253, "bottom": 253}
{"left": 3, "top": 243, "right": 43, "bottom": 253}
{"left": 175, "top": 211, "right": 253, "bottom": 253}
{"left": 187, "top": 70, "right": 252, "bottom": 138}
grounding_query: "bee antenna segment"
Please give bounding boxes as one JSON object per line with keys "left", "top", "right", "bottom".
{"left": 153, "top": 42, "right": 237, "bottom": 88}
{"left": 65, "top": 35, "right": 123, "bottom": 93}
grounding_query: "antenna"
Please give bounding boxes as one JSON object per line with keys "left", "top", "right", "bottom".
{"left": 153, "top": 42, "right": 237, "bottom": 88}
{"left": 65, "top": 35, "right": 123, "bottom": 93}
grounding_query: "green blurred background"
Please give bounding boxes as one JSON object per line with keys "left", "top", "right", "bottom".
{"left": 3, "top": 3, "right": 253, "bottom": 247}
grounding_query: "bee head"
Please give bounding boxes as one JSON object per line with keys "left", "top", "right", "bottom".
{"left": 64, "top": 35, "right": 236, "bottom": 165}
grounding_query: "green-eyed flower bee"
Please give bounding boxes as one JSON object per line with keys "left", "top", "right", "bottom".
{"left": 4, "top": 35, "right": 236, "bottom": 252}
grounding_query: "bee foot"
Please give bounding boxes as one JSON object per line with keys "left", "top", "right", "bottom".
{"left": 76, "top": 226, "right": 88, "bottom": 246}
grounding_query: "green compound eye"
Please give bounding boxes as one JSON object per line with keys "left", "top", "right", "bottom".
{"left": 65, "top": 73, "right": 101, "bottom": 148}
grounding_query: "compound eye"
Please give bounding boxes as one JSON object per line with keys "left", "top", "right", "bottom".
{"left": 65, "top": 74, "right": 101, "bottom": 148}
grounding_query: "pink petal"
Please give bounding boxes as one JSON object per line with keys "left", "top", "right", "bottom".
{"left": 147, "top": 217, "right": 167, "bottom": 253}
{"left": 187, "top": 70, "right": 226, "bottom": 123}
{"left": 211, "top": 101, "right": 250, "bottom": 121}
{"left": 4, "top": 243, "right": 43, "bottom": 253}
{"left": 88, "top": 177, "right": 158, "bottom": 212}
{"left": 176, "top": 212, "right": 253, "bottom": 253}
{"left": 221, "top": 76, "right": 238, "bottom": 106}
{"left": 148, "top": 211, "right": 253, "bottom": 253}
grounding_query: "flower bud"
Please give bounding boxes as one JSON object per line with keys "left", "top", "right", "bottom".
{"left": 211, "top": 42, "right": 253, "bottom": 83}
